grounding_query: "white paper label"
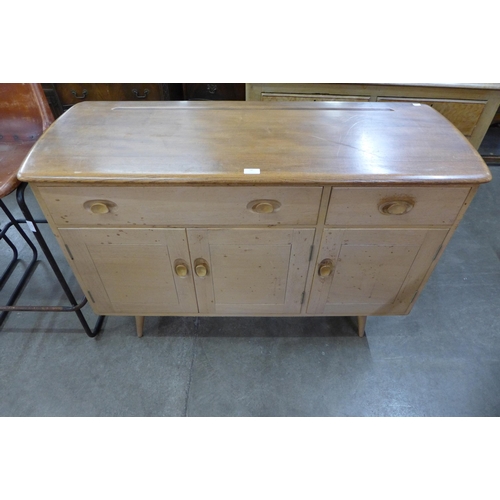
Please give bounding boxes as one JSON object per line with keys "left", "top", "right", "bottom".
{"left": 244, "top": 168, "right": 260, "bottom": 175}
{"left": 26, "top": 220, "right": 37, "bottom": 232}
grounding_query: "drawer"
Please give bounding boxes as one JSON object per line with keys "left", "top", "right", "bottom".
{"left": 53, "top": 84, "right": 164, "bottom": 106}
{"left": 325, "top": 187, "right": 471, "bottom": 227}
{"left": 183, "top": 83, "right": 245, "bottom": 100}
{"left": 377, "top": 97, "right": 486, "bottom": 137}
{"left": 37, "top": 185, "right": 323, "bottom": 227}
{"left": 262, "top": 93, "right": 370, "bottom": 102}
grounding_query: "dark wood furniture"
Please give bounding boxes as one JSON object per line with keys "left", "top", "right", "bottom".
{"left": 43, "top": 84, "right": 245, "bottom": 117}
{"left": 182, "top": 84, "right": 245, "bottom": 101}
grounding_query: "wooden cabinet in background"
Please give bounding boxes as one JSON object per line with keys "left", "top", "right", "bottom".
{"left": 246, "top": 83, "right": 500, "bottom": 150}
{"left": 182, "top": 83, "right": 245, "bottom": 101}
{"left": 43, "top": 83, "right": 168, "bottom": 116}
{"left": 54, "top": 83, "right": 165, "bottom": 105}
{"left": 42, "top": 83, "right": 245, "bottom": 117}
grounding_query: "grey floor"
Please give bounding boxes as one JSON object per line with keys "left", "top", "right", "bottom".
{"left": 1, "top": 168, "right": 500, "bottom": 417}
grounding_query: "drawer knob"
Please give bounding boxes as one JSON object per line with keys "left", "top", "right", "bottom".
{"left": 84, "top": 200, "right": 116, "bottom": 214}
{"left": 319, "top": 259, "right": 334, "bottom": 277}
{"left": 175, "top": 264, "right": 188, "bottom": 277}
{"left": 89, "top": 202, "right": 110, "bottom": 214}
{"left": 248, "top": 199, "right": 282, "bottom": 214}
{"left": 254, "top": 202, "right": 274, "bottom": 213}
{"left": 379, "top": 200, "right": 414, "bottom": 215}
{"left": 195, "top": 263, "right": 208, "bottom": 277}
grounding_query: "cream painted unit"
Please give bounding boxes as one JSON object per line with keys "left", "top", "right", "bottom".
{"left": 261, "top": 93, "right": 370, "bottom": 102}
{"left": 246, "top": 83, "right": 500, "bottom": 149}
{"left": 19, "top": 101, "right": 491, "bottom": 338}
{"left": 376, "top": 97, "right": 485, "bottom": 139}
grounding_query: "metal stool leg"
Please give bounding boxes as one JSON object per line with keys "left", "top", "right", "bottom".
{"left": 1, "top": 232, "right": 23, "bottom": 286}
{"left": 0, "top": 184, "right": 105, "bottom": 337}
{"left": 0, "top": 199, "right": 39, "bottom": 327}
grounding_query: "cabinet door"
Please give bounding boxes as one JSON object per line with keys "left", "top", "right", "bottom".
{"left": 59, "top": 228, "right": 198, "bottom": 315}
{"left": 307, "top": 228, "right": 448, "bottom": 316}
{"left": 187, "top": 228, "right": 315, "bottom": 315}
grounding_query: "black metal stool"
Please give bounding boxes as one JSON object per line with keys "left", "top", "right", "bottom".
{"left": 0, "top": 84, "right": 104, "bottom": 336}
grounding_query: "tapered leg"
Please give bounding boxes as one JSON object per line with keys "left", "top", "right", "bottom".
{"left": 135, "top": 316, "right": 145, "bottom": 338}
{"left": 358, "top": 316, "right": 367, "bottom": 337}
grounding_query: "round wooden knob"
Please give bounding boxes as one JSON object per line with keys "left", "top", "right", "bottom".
{"left": 195, "top": 264, "right": 208, "bottom": 277}
{"left": 253, "top": 202, "right": 274, "bottom": 214}
{"left": 379, "top": 200, "right": 414, "bottom": 215}
{"left": 89, "top": 202, "right": 110, "bottom": 214}
{"left": 319, "top": 260, "right": 334, "bottom": 277}
{"left": 175, "top": 264, "right": 188, "bottom": 277}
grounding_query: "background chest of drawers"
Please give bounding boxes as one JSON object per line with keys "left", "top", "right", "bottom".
{"left": 19, "top": 101, "right": 491, "bottom": 337}
{"left": 42, "top": 83, "right": 246, "bottom": 117}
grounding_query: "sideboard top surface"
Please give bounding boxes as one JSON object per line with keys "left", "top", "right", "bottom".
{"left": 18, "top": 101, "right": 491, "bottom": 185}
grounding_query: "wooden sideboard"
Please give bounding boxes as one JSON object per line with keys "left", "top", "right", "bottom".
{"left": 18, "top": 101, "right": 491, "bottom": 337}
{"left": 246, "top": 83, "right": 500, "bottom": 150}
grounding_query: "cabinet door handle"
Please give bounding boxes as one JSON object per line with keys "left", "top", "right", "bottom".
{"left": 71, "top": 89, "right": 88, "bottom": 99}
{"left": 318, "top": 259, "right": 334, "bottom": 277}
{"left": 175, "top": 263, "right": 189, "bottom": 277}
{"left": 248, "top": 199, "right": 281, "bottom": 214}
{"left": 132, "top": 88, "right": 150, "bottom": 99}
{"left": 378, "top": 200, "right": 414, "bottom": 215}
{"left": 195, "top": 263, "right": 208, "bottom": 277}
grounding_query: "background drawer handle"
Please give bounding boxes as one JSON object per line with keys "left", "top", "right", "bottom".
{"left": 248, "top": 199, "right": 282, "bottom": 214}
{"left": 378, "top": 200, "right": 414, "bottom": 215}
{"left": 132, "top": 88, "right": 150, "bottom": 99}
{"left": 71, "top": 89, "right": 87, "bottom": 99}
{"left": 84, "top": 200, "right": 116, "bottom": 214}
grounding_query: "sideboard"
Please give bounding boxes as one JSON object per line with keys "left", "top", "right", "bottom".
{"left": 246, "top": 83, "right": 500, "bottom": 150}
{"left": 18, "top": 101, "right": 491, "bottom": 337}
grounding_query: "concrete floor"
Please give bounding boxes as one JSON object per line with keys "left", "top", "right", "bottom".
{"left": 1, "top": 169, "right": 499, "bottom": 416}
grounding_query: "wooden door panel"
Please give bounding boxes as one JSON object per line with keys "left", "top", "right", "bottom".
{"left": 307, "top": 228, "right": 448, "bottom": 315}
{"left": 209, "top": 243, "right": 291, "bottom": 304}
{"left": 59, "top": 228, "right": 198, "bottom": 315}
{"left": 187, "top": 228, "right": 314, "bottom": 315}
{"left": 326, "top": 244, "right": 420, "bottom": 304}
